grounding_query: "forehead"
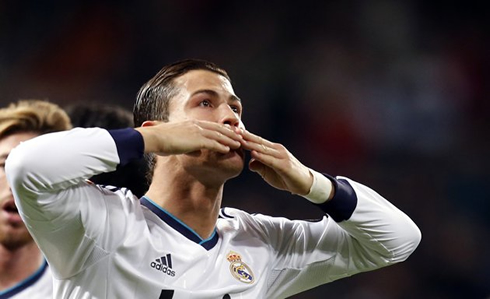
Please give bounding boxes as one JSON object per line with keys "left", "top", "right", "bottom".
{"left": 0, "top": 132, "right": 38, "bottom": 157}
{"left": 172, "top": 70, "right": 235, "bottom": 96}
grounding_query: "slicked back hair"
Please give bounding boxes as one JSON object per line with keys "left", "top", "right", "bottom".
{"left": 133, "top": 59, "right": 230, "bottom": 127}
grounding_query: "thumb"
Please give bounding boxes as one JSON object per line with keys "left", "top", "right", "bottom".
{"left": 248, "top": 158, "right": 265, "bottom": 174}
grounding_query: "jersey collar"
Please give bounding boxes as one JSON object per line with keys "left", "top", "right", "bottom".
{"left": 0, "top": 260, "right": 48, "bottom": 298}
{"left": 140, "top": 196, "right": 219, "bottom": 251}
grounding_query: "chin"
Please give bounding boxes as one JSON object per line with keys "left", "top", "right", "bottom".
{"left": 224, "top": 164, "right": 244, "bottom": 180}
{"left": 195, "top": 160, "right": 244, "bottom": 183}
{"left": 183, "top": 150, "right": 245, "bottom": 182}
{"left": 0, "top": 229, "right": 34, "bottom": 250}
{"left": 215, "top": 159, "right": 244, "bottom": 179}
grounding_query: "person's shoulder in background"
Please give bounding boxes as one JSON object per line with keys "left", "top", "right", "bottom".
{"left": 65, "top": 102, "right": 148, "bottom": 197}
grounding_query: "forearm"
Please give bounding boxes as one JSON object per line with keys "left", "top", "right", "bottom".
{"left": 256, "top": 176, "right": 420, "bottom": 296}
{"left": 6, "top": 128, "right": 140, "bottom": 195}
{"left": 316, "top": 175, "right": 421, "bottom": 264}
{"left": 340, "top": 178, "right": 421, "bottom": 263}
{"left": 298, "top": 170, "right": 421, "bottom": 266}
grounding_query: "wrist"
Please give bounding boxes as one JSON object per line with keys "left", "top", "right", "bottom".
{"left": 301, "top": 169, "right": 334, "bottom": 204}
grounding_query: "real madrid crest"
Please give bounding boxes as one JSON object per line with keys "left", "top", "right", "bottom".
{"left": 226, "top": 251, "right": 254, "bottom": 284}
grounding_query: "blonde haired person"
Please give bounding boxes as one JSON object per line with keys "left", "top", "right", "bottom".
{"left": 0, "top": 100, "right": 71, "bottom": 298}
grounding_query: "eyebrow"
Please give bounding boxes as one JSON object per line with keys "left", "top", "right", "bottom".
{"left": 191, "top": 89, "right": 241, "bottom": 103}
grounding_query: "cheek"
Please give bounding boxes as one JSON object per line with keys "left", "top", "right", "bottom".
{"left": 0, "top": 172, "right": 8, "bottom": 188}
{"left": 176, "top": 108, "right": 213, "bottom": 122}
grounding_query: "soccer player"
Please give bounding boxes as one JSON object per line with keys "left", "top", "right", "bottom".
{"left": 0, "top": 100, "right": 71, "bottom": 298}
{"left": 6, "top": 59, "right": 421, "bottom": 298}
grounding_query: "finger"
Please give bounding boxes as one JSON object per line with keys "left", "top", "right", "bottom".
{"left": 199, "top": 121, "right": 242, "bottom": 142}
{"left": 248, "top": 159, "right": 272, "bottom": 182}
{"left": 200, "top": 129, "right": 241, "bottom": 150}
{"left": 197, "top": 122, "right": 242, "bottom": 149}
{"left": 248, "top": 158, "right": 262, "bottom": 173}
{"left": 240, "top": 129, "right": 275, "bottom": 148}
{"left": 241, "top": 138, "right": 281, "bottom": 157}
{"left": 249, "top": 149, "right": 279, "bottom": 170}
{"left": 251, "top": 143, "right": 280, "bottom": 157}
{"left": 239, "top": 130, "right": 281, "bottom": 156}
{"left": 199, "top": 138, "right": 232, "bottom": 154}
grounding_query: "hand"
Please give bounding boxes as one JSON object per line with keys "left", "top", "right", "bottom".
{"left": 239, "top": 129, "right": 313, "bottom": 196}
{"left": 136, "top": 120, "right": 242, "bottom": 156}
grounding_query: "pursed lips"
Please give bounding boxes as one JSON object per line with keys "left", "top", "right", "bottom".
{"left": 2, "top": 199, "right": 18, "bottom": 213}
{"left": 1, "top": 198, "right": 24, "bottom": 224}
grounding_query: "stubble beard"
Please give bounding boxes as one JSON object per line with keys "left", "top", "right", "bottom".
{"left": 0, "top": 225, "right": 34, "bottom": 251}
{"left": 183, "top": 149, "right": 245, "bottom": 185}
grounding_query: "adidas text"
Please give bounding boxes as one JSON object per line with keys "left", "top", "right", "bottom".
{"left": 151, "top": 254, "right": 176, "bottom": 277}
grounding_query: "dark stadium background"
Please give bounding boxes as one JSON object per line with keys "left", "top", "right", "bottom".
{"left": 1, "top": 1, "right": 488, "bottom": 298}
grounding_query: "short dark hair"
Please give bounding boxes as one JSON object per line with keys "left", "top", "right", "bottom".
{"left": 66, "top": 102, "right": 148, "bottom": 197}
{"left": 133, "top": 59, "right": 230, "bottom": 183}
{"left": 133, "top": 59, "right": 230, "bottom": 127}
{"left": 65, "top": 102, "right": 134, "bottom": 129}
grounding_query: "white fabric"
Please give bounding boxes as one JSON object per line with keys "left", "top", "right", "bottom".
{"left": 6, "top": 127, "right": 421, "bottom": 299}
{"left": 2, "top": 264, "right": 52, "bottom": 299}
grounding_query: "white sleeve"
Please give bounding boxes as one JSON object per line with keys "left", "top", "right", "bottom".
{"left": 254, "top": 175, "right": 421, "bottom": 298}
{"left": 5, "top": 127, "right": 145, "bottom": 279}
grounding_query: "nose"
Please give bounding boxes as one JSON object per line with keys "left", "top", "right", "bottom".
{"left": 220, "top": 105, "right": 240, "bottom": 128}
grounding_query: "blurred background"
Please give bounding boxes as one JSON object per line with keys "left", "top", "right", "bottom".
{"left": 1, "top": 0, "right": 488, "bottom": 298}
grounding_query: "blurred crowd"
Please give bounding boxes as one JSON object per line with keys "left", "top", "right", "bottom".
{"left": 1, "top": 1, "right": 488, "bottom": 298}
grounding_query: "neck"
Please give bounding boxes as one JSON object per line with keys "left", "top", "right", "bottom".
{"left": 0, "top": 242, "right": 44, "bottom": 290}
{"left": 146, "top": 163, "right": 226, "bottom": 240}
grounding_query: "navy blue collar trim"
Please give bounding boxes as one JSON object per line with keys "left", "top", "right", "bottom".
{"left": 0, "top": 260, "right": 48, "bottom": 298}
{"left": 140, "top": 196, "right": 219, "bottom": 251}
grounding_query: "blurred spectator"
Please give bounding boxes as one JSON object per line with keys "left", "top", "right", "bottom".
{"left": 0, "top": 99, "right": 72, "bottom": 298}
{"left": 65, "top": 102, "right": 148, "bottom": 197}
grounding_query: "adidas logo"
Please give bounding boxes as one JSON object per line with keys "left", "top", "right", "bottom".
{"left": 151, "top": 254, "right": 176, "bottom": 277}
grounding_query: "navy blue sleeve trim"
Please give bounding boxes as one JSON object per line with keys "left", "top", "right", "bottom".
{"left": 316, "top": 174, "right": 357, "bottom": 222}
{"left": 108, "top": 128, "right": 144, "bottom": 166}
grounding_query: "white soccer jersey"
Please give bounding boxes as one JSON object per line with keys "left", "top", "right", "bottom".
{"left": 6, "top": 128, "right": 421, "bottom": 299}
{"left": 0, "top": 261, "right": 52, "bottom": 299}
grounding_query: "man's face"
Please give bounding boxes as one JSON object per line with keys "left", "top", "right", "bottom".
{"left": 0, "top": 132, "right": 38, "bottom": 249}
{"left": 167, "top": 70, "right": 246, "bottom": 180}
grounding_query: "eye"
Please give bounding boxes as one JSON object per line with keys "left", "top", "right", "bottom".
{"left": 230, "top": 105, "right": 241, "bottom": 114}
{"left": 199, "top": 100, "right": 212, "bottom": 107}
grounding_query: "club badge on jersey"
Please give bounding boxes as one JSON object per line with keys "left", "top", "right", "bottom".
{"left": 226, "top": 251, "right": 254, "bottom": 284}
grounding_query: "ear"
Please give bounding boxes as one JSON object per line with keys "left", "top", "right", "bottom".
{"left": 141, "top": 120, "right": 159, "bottom": 128}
